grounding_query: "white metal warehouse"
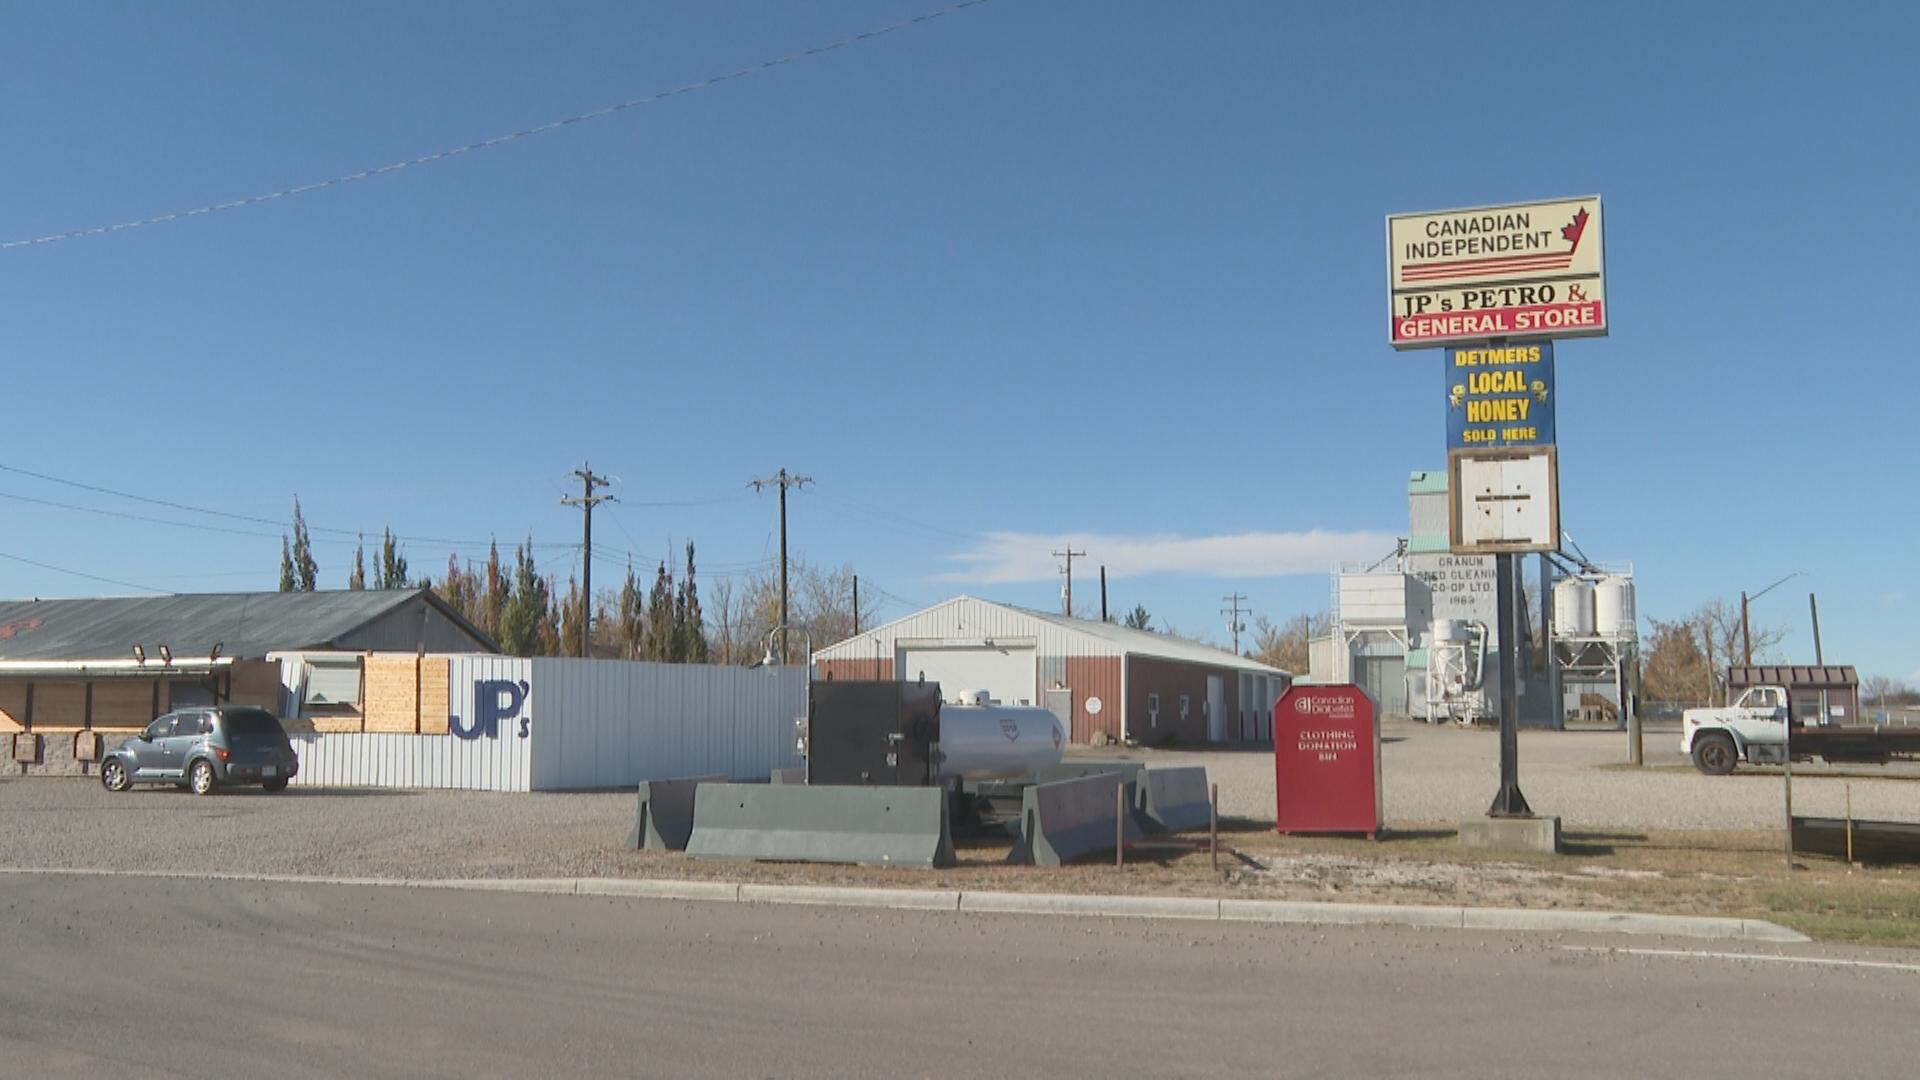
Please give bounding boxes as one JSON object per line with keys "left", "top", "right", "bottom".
{"left": 813, "top": 597, "right": 1288, "bottom": 746}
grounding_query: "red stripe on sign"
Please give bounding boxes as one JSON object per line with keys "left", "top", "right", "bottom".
{"left": 1403, "top": 255, "right": 1573, "bottom": 279}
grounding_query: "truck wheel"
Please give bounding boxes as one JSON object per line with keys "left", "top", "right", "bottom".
{"left": 1692, "top": 733, "right": 1738, "bottom": 776}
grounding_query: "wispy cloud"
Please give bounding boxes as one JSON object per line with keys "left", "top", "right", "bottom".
{"left": 937, "top": 529, "right": 1398, "bottom": 584}
{"left": 1879, "top": 591, "right": 1907, "bottom": 606}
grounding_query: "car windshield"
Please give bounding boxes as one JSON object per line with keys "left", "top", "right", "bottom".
{"left": 221, "top": 709, "right": 286, "bottom": 738}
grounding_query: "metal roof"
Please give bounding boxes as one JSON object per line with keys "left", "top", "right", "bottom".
{"left": 1727, "top": 664, "right": 1858, "bottom": 688}
{"left": 821, "top": 595, "right": 1289, "bottom": 676}
{"left": 0, "top": 589, "right": 495, "bottom": 662}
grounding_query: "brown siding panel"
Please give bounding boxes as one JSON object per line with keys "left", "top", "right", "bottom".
{"left": 1062, "top": 656, "right": 1122, "bottom": 744}
{"left": 34, "top": 682, "right": 86, "bottom": 728}
{"left": 816, "top": 658, "right": 894, "bottom": 683}
{"left": 92, "top": 680, "right": 160, "bottom": 729}
{"left": 0, "top": 683, "right": 26, "bottom": 732}
{"left": 1125, "top": 656, "right": 1240, "bottom": 745}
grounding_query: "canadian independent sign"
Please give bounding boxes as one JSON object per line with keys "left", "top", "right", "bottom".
{"left": 1387, "top": 196, "right": 1606, "bottom": 349}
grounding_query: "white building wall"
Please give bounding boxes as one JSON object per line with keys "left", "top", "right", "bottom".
{"left": 816, "top": 598, "right": 1124, "bottom": 664}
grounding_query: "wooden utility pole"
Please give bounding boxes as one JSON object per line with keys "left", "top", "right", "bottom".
{"left": 1221, "top": 593, "right": 1248, "bottom": 655}
{"left": 1053, "top": 547, "right": 1086, "bottom": 617}
{"left": 750, "top": 468, "right": 812, "bottom": 662}
{"left": 852, "top": 574, "right": 860, "bottom": 636}
{"left": 1100, "top": 566, "right": 1109, "bottom": 622}
{"left": 561, "top": 463, "right": 615, "bottom": 657}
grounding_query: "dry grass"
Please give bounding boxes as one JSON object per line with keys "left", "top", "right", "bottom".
{"left": 611, "top": 818, "right": 1920, "bottom": 947}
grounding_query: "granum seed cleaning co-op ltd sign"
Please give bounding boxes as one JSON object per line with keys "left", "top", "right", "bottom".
{"left": 1387, "top": 196, "right": 1606, "bottom": 349}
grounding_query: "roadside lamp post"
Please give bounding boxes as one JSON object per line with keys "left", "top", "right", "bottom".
{"left": 1740, "top": 571, "right": 1804, "bottom": 667}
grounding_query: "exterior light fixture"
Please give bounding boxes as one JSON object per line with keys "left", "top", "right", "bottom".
{"left": 158, "top": 644, "right": 172, "bottom": 666}
{"left": 132, "top": 644, "right": 146, "bottom": 665}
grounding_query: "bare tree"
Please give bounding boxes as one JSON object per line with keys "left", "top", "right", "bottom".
{"left": 707, "top": 577, "right": 741, "bottom": 665}
{"left": 1251, "top": 612, "right": 1329, "bottom": 675}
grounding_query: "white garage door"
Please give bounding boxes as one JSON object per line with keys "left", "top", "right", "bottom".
{"left": 898, "top": 645, "right": 1037, "bottom": 706}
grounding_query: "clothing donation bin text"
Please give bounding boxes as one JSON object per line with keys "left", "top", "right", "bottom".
{"left": 1274, "top": 684, "right": 1380, "bottom": 837}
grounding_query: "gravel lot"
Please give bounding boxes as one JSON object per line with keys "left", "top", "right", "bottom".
{"left": 1132, "top": 717, "right": 1920, "bottom": 830}
{"left": 1, "top": 719, "right": 1914, "bottom": 882}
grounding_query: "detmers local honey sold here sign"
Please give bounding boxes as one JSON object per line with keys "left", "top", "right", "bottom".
{"left": 1386, "top": 196, "right": 1606, "bottom": 349}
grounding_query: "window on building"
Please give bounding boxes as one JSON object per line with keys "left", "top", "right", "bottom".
{"left": 302, "top": 657, "right": 363, "bottom": 712}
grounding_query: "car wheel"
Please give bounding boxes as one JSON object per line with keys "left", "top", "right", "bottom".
{"left": 189, "top": 759, "right": 218, "bottom": 796}
{"left": 1692, "top": 733, "right": 1738, "bottom": 776}
{"left": 101, "top": 759, "right": 132, "bottom": 792}
{"left": 261, "top": 777, "right": 288, "bottom": 793}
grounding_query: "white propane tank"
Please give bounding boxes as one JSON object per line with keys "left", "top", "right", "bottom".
{"left": 1593, "top": 576, "right": 1636, "bottom": 639}
{"left": 935, "top": 704, "right": 1065, "bottom": 782}
{"left": 1552, "top": 578, "right": 1595, "bottom": 637}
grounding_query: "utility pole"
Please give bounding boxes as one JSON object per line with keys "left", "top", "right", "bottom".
{"left": 852, "top": 574, "right": 860, "bottom": 636}
{"left": 1221, "top": 593, "right": 1248, "bottom": 655}
{"left": 750, "top": 468, "right": 812, "bottom": 662}
{"left": 560, "top": 463, "right": 615, "bottom": 658}
{"left": 1100, "top": 566, "right": 1109, "bottom": 623}
{"left": 1053, "top": 547, "right": 1086, "bottom": 617}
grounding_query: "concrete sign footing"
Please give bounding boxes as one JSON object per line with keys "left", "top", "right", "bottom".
{"left": 1458, "top": 815, "right": 1561, "bottom": 855}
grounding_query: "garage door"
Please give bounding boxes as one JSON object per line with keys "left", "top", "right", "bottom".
{"left": 897, "top": 645, "right": 1037, "bottom": 706}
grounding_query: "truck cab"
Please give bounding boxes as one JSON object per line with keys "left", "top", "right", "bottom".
{"left": 1682, "top": 685, "right": 1790, "bottom": 775}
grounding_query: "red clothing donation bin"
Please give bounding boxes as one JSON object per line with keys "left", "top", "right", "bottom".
{"left": 1273, "top": 684, "right": 1380, "bottom": 838}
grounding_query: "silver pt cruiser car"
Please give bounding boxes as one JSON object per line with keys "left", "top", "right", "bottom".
{"left": 101, "top": 706, "right": 299, "bottom": 795}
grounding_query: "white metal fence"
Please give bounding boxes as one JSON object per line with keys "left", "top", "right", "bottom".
{"left": 290, "top": 732, "right": 533, "bottom": 792}
{"left": 288, "top": 656, "right": 806, "bottom": 792}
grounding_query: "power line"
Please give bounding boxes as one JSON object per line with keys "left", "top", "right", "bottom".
{"left": 0, "top": 460, "right": 572, "bottom": 550}
{"left": 0, "top": 549, "right": 168, "bottom": 594}
{"left": 2, "top": 0, "right": 995, "bottom": 251}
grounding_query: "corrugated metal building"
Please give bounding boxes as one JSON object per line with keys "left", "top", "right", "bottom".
{"left": 0, "top": 590, "right": 496, "bottom": 775}
{"left": 812, "top": 597, "right": 1289, "bottom": 745}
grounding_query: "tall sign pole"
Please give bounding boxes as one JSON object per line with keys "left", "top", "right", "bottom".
{"left": 1388, "top": 195, "right": 1607, "bottom": 846}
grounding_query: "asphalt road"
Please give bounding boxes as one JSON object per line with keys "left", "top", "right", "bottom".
{"left": 3, "top": 874, "right": 1912, "bottom": 1078}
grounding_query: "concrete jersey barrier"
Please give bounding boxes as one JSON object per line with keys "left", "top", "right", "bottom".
{"left": 1136, "top": 766, "right": 1211, "bottom": 833}
{"left": 1009, "top": 773, "right": 1143, "bottom": 867}
{"left": 685, "top": 783, "right": 955, "bottom": 869}
{"left": 627, "top": 776, "right": 725, "bottom": 852}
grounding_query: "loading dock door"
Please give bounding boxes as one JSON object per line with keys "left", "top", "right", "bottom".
{"left": 897, "top": 644, "right": 1037, "bottom": 706}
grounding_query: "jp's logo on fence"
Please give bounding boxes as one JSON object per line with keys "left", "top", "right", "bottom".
{"left": 450, "top": 678, "right": 532, "bottom": 740}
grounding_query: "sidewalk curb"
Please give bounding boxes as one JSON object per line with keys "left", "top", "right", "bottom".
{"left": 0, "top": 867, "right": 1810, "bottom": 942}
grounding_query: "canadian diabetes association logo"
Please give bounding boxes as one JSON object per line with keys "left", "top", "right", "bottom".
{"left": 1293, "top": 694, "right": 1357, "bottom": 721}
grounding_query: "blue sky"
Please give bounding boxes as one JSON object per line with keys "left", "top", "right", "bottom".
{"left": 2, "top": 1, "right": 1915, "bottom": 683}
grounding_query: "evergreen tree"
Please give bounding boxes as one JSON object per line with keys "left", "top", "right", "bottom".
{"left": 538, "top": 574, "right": 563, "bottom": 656}
{"left": 436, "top": 555, "right": 475, "bottom": 626}
{"left": 497, "top": 539, "right": 550, "bottom": 656}
{"left": 1123, "top": 604, "right": 1152, "bottom": 631}
{"left": 617, "top": 562, "right": 644, "bottom": 659}
{"left": 676, "top": 541, "right": 709, "bottom": 664}
{"left": 480, "top": 540, "right": 507, "bottom": 641}
{"left": 348, "top": 541, "right": 367, "bottom": 590}
{"left": 376, "top": 527, "right": 409, "bottom": 589}
{"left": 644, "top": 561, "right": 675, "bottom": 661}
{"left": 558, "top": 575, "right": 585, "bottom": 658}
{"left": 278, "top": 538, "right": 295, "bottom": 593}
{"left": 290, "top": 498, "right": 318, "bottom": 591}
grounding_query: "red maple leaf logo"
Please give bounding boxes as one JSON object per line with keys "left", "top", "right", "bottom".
{"left": 1560, "top": 207, "right": 1590, "bottom": 251}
